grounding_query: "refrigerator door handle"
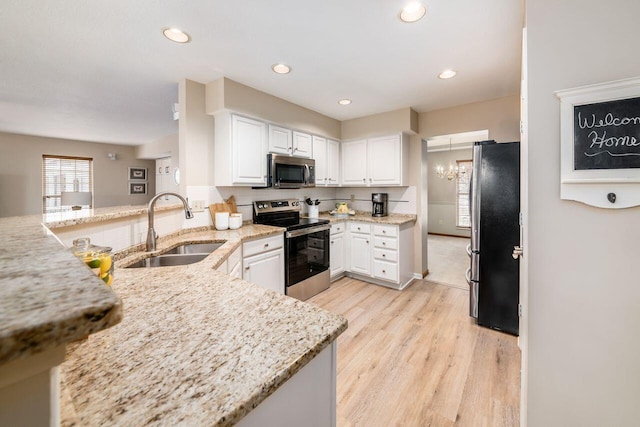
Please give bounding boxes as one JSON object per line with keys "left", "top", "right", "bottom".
{"left": 466, "top": 243, "right": 472, "bottom": 257}
{"left": 465, "top": 267, "right": 472, "bottom": 285}
{"left": 512, "top": 245, "right": 523, "bottom": 259}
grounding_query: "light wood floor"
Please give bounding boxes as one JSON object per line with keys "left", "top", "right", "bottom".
{"left": 427, "top": 234, "right": 470, "bottom": 290}
{"left": 309, "top": 277, "right": 520, "bottom": 427}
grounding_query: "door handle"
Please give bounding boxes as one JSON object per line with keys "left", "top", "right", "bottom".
{"left": 512, "top": 245, "right": 523, "bottom": 259}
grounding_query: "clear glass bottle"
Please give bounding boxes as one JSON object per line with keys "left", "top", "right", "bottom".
{"left": 70, "top": 238, "right": 114, "bottom": 286}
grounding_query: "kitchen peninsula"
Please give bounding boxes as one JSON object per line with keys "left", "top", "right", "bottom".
{"left": 0, "top": 206, "right": 347, "bottom": 426}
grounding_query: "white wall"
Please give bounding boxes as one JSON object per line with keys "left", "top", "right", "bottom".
{"left": 526, "top": 1, "right": 640, "bottom": 425}
{"left": 0, "top": 132, "right": 156, "bottom": 217}
{"left": 427, "top": 148, "right": 472, "bottom": 237}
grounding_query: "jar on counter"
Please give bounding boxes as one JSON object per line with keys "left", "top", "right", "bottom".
{"left": 70, "top": 238, "right": 114, "bottom": 286}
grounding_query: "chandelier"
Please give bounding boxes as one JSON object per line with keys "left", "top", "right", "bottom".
{"left": 436, "top": 163, "right": 466, "bottom": 180}
{"left": 435, "top": 139, "right": 467, "bottom": 180}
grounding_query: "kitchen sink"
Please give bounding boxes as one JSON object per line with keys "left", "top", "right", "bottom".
{"left": 162, "top": 242, "right": 224, "bottom": 255}
{"left": 125, "top": 242, "right": 224, "bottom": 268}
{"left": 125, "top": 253, "right": 211, "bottom": 268}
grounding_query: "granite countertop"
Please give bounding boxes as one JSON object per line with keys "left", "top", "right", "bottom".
{"left": 317, "top": 211, "right": 417, "bottom": 225}
{"left": 43, "top": 203, "right": 183, "bottom": 229}
{"left": 62, "top": 225, "right": 348, "bottom": 426}
{"left": 0, "top": 215, "right": 122, "bottom": 365}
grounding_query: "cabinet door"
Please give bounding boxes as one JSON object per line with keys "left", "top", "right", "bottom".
{"left": 330, "top": 232, "right": 345, "bottom": 277}
{"left": 292, "top": 131, "right": 313, "bottom": 158}
{"left": 232, "top": 115, "right": 267, "bottom": 185}
{"left": 350, "top": 232, "right": 371, "bottom": 275}
{"left": 341, "top": 140, "right": 368, "bottom": 186}
{"left": 312, "top": 136, "right": 328, "bottom": 185}
{"left": 368, "top": 135, "right": 401, "bottom": 185}
{"left": 243, "top": 250, "right": 284, "bottom": 294}
{"left": 269, "top": 125, "right": 292, "bottom": 155}
{"left": 326, "top": 139, "right": 340, "bottom": 186}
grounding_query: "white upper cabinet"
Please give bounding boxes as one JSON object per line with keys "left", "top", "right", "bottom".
{"left": 233, "top": 115, "right": 267, "bottom": 185}
{"left": 368, "top": 135, "right": 402, "bottom": 185}
{"left": 313, "top": 136, "right": 340, "bottom": 187}
{"left": 326, "top": 139, "right": 340, "bottom": 186}
{"left": 268, "top": 125, "right": 293, "bottom": 155}
{"left": 214, "top": 113, "right": 267, "bottom": 186}
{"left": 292, "top": 131, "right": 313, "bottom": 158}
{"left": 341, "top": 133, "right": 408, "bottom": 187}
{"left": 267, "top": 126, "right": 312, "bottom": 159}
{"left": 341, "top": 139, "right": 368, "bottom": 186}
{"left": 313, "top": 136, "right": 328, "bottom": 184}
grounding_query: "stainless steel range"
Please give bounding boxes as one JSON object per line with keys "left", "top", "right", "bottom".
{"left": 253, "top": 199, "right": 330, "bottom": 301}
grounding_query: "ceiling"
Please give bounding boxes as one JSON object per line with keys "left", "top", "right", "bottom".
{"left": 0, "top": 0, "right": 523, "bottom": 146}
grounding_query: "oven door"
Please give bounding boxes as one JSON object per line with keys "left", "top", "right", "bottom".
{"left": 285, "top": 225, "right": 330, "bottom": 288}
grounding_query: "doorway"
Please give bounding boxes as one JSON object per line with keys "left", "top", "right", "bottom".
{"left": 424, "top": 130, "right": 488, "bottom": 289}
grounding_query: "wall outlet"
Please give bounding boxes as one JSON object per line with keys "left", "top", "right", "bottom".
{"left": 192, "top": 200, "right": 205, "bottom": 212}
{"left": 350, "top": 194, "right": 355, "bottom": 202}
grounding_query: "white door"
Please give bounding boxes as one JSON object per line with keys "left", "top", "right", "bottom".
{"left": 368, "top": 135, "right": 401, "bottom": 185}
{"left": 349, "top": 233, "right": 371, "bottom": 275}
{"left": 326, "top": 139, "right": 340, "bottom": 186}
{"left": 292, "top": 131, "right": 313, "bottom": 158}
{"left": 341, "top": 140, "right": 368, "bottom": 186}
{"left": 232, "top": 115, "right": 267, "bottom": 185}
{"left": 330, "top": 232, "right": 345, "bottom": 277}
{"left": 268, "top": 124, "right": 292, "bottom": 155}
{"left": 243, "top": 250, "right": 284, "bottom": 294}
{"left": 313, "top": 136, "right": 328, "bottom": 185}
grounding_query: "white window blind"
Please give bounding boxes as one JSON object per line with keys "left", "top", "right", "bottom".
{"left": 42, "top": 155, "right": 93, "bottom": 213}
{"left": 456, "top": 160, "right": 472, "bottom": 228}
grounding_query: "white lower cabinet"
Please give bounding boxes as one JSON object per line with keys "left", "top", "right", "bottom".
{"left": 216, "top": 246, "right": 242, "bottom": 279}
{"left": 344, "top": 221, "right": 414, "bottom": 290}
{"left": 330, "top": 224, "right": 345, "bottom": 279}
{"left": 242, "top": 234, "right": 284, "bottom": 294}
{"left": 348, "top": 222, "right": 371, "bottom": 275}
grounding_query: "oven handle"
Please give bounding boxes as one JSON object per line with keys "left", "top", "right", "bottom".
{"left": 286, "top": 224, "right": 330, "bottom": 238}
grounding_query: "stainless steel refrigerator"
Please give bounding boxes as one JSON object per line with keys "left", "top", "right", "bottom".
{"left": 466, "top": 140, "right": 520, "bottom": 335}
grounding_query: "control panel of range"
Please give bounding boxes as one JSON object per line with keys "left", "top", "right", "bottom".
{"left": 253, "top": 199, "right": 302, "bottom": 214}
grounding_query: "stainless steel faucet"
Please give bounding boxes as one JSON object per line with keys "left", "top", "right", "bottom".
{"left": 146, "top": 192, "right": 194, "bottom": 251}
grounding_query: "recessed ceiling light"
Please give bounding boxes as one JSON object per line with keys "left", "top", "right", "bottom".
{"left": 438, "top": 69, "right": 457, "bottom": 79}
{"left": 338, "top": 99, "right": 352, "bottom": 105}
{"left": 272, "top": 64, "right": 291, "bottom": 74}
{"left": 162, "top": 28, "right": 190, "bottom": 43}
{"left": 400, "top": 2, "right": 427, "bottom": 23}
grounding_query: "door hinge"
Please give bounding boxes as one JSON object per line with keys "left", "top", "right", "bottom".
{"left": 518, "top": 304, "right": 523, "bottom": 317}
{"left": 519, "top": 212, "right": 524, "bottom": 226}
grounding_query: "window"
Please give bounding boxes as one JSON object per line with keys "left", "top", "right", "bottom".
{"left": 456, "top": 159, "right": 472, "bottom": 228}
{"left": 42, "top": 155, "right": 93, "bottom": 213}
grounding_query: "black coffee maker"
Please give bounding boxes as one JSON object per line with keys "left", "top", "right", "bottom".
{"left": 371, "top": 193, "right": 388, "bottom": 217}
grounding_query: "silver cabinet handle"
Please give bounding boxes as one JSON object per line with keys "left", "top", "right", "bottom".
{"left": 382, "top": 254, "right": 386, "bottom": 257}
{"left": 382, "top": 230, "right": 386, "bottom": 234}
{"left": 165, "top": 166, "right": 170, "bottom": 173}
{"left": 264, "top": 243, "right": 269, "bottom": 248}
{"left": 159, "top": 167, "right": 162, "bottom": 173}
{"left": 382, "top": 270, "right": 386, "bottom": 273}
{"left": 362, "top": 178, "right": 366, "bottom": 182}
{"left": 245, "top": 266, "right": 250, "bottom": 270}
{"left": 366, "top": 240, "right": 369, "bottom": 244}
{"left": 382, "top": 242, "right": 386, "bottom": 246}
{"left": 512, "top": 245, "right": 523, "bottom": 259}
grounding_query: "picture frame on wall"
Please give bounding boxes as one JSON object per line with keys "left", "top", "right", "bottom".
{"left": 128, "top": 181, "right": 147, "bottom": 195}
{"left": 128, "top": 167, "right": 147, "bottom": 181}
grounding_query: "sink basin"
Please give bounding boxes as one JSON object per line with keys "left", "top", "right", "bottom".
{"left": 125, "top": 253, "right": 210, "bottom": 268}
{"left": 163, "top": 242, "right": 224, "bottom": 255}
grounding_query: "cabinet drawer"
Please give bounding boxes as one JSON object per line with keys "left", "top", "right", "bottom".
{"left": 373, "top": 260, "right": 398, "bottom": 282}
{"left": 373, "top": 236, "right": 398, "bottom": 250}
{"left": 373, "top": 225, "right": 398, "bottom": 237}
{"left": 349, "top": 223, "right": 371, "bottom": 234}
{"left": 331, "top": 223, "right": 346, "bottom": 235}
{"left": 243, "top": 234, "right": 284, "bottom": 257}
{"left": 373, "top": 248, "right": 398, "bottom": 263}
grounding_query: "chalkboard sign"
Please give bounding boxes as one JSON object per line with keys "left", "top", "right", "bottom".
{"left": 574, "top": 96, "right": 640, "bottom": 170}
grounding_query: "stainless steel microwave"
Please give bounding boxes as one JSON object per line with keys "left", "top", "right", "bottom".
{"left": 267, "top": 154, "right": 316, "bottom": 188}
